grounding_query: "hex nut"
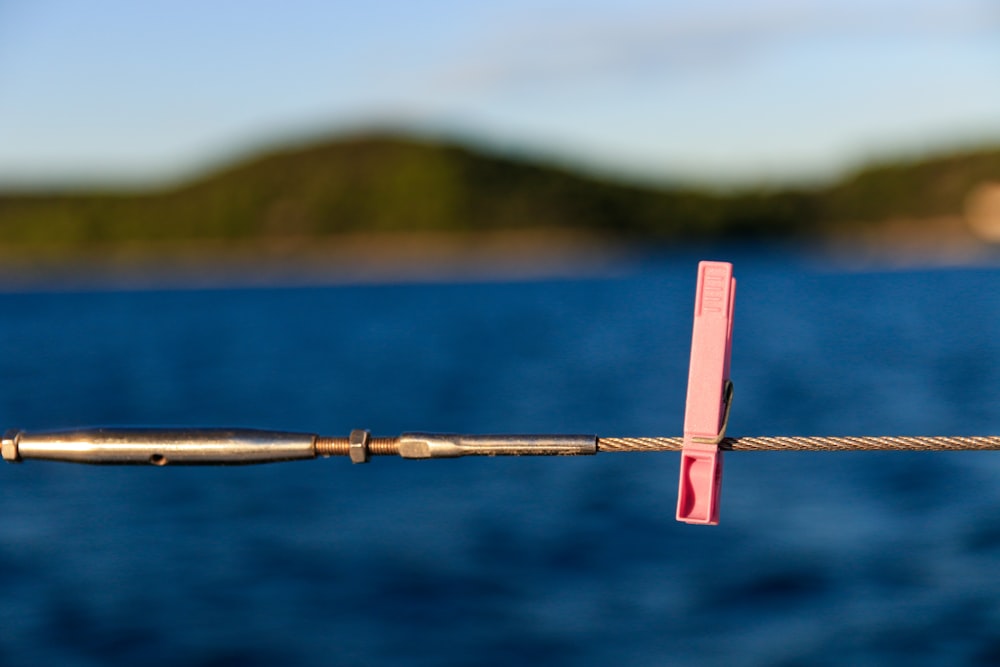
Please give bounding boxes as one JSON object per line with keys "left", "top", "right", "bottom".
{"left": 2, "top": 429, "right": 21, "bottom": 463}
{"left": 349, "top": 429, "right": 371, "bottom": 464}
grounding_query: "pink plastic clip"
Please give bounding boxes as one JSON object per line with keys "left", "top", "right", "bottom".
{"left": 676, "top": 261, "right": 735, "bottom": 525}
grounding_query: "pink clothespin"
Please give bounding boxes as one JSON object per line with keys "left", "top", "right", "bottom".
{"left": 676, "top": 261, "right": 735, "bottom": 525}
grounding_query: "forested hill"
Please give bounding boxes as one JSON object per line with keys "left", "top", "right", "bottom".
{"left": 0, "top": 133, "right": 997, "bottom": 250}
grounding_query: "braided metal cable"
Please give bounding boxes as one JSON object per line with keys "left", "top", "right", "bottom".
{"left": 597, "top": 435, "right": 1000, "bottom": 452}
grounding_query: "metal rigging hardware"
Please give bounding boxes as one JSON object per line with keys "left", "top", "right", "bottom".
{"left": 5, "top": 262, "right": 999, "bottom": 526}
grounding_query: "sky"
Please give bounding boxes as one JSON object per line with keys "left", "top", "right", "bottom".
{"left": 0, "top": 0, "right": 998, "bottom": 188}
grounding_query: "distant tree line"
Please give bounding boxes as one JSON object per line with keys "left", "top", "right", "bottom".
{"left": 0, "top": 134, "right": 997, "bottom": 251}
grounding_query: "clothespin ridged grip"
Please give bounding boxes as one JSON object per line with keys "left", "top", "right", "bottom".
{"left": 676, "top": 262, "right": 735, "bottom": 525}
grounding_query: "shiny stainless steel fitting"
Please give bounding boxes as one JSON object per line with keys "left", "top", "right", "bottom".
{"left": 349, "top": 429, "right": 371, "bottom": 464}
{"left": 396, "top": 433, "right": 597, "bottom": 459}
{"left": 10, "top": 428, "right": 317, "bottom": 465}
{"left": 2, "top": 429, "right": 21, "bottom": 463}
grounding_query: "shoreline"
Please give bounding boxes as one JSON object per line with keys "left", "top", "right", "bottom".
{"left": 0, "top": 230, "right": 640, "bottom": 292}
{"left": 0, "top": 226, "right": 997, "bottom": 292}
{"left": 815, "top": 215, "right": 1000, "bottom": 271}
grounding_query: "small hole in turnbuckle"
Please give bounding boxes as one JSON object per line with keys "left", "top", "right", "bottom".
{"left": 149, "top": 453, "right": 167, "bottom": 466}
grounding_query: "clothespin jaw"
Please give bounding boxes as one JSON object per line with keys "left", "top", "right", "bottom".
{"left": 676, "top": 261, "right": 735, "bottom": 525}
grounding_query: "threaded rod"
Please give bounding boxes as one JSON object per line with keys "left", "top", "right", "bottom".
{"left": 315, "top": 436, "right": 399, "bottom": 456}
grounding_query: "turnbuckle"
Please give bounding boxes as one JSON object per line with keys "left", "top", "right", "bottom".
{"left": 0, "top": 428, "right": 598, "bottom": 465}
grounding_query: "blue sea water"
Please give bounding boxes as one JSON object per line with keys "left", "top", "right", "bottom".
{"left": 1, "top": 249, "right": 1000, "bottom": 666}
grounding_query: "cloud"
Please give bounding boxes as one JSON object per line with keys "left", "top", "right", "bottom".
{"left": 430, "top": 0, "right": 1000, "bottom": 96}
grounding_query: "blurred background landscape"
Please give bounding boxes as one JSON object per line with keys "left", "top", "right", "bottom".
{"left": 1, "top": 0, "right": 999, "bottom": 284}
{"left": 2, "top": 131, "right": 1000, "bottom": 284}
{"left": 2, "top": 2, "right": 1000, "bottom": 666}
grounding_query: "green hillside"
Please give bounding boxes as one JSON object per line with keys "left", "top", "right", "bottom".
{"left": 820, "top": 147, "right": 1000, "bottom": 228}
{"left": 0, "top": 133, "right": 997, "bottom": 252}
